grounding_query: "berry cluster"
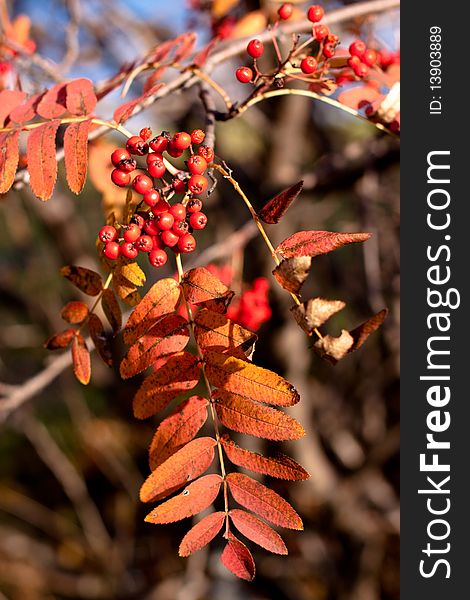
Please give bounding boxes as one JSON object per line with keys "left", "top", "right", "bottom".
{"left": 100, "top": 128, "right": 212, "bottom": 267}
{"left": 227, "top": 277, "right": 272, "bottom": 332}
{"left": 346, "top": 39, "right": 377, "bottom": 79}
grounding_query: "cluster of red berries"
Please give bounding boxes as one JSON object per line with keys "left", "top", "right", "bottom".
{"left": 227, "top": 277, "right": 272, "bottom": 332}
{"left": 100, "top": 127, "right": 212, "bottom": 267}
{"left": 346, "top": 40, "right": 377, "bottom": 78}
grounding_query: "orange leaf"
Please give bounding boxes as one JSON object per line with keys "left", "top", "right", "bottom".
{"left": 221, "top": 437, "right": 309, "bottom": 481}
{"left": 231, "top": 10, "right": 267, "bottom": 38}
{"left": 44, "top": 328, "right": 75, "bottom": 350}
{"left": 27, "top": 120, "right": 61, "bottom": 201}
{"left": 71, "top": 333, "right": 91, "bottom": 385}
{"left": 63, "top": 120, "right": 92, "bottom": 194}
{"left": 113, "top": 83, "right": 164, "bottom": 124}
{"left": 182, "top": 267, "right": 234, "bottom": 313}
{"left": 100, "top": 289, "right": 122, "bottom": 334}
{"left": 179, "top": 511, "right": 225, "bottom": 557}
{"left": 61, "top": 301, "right": 89, "bottom": 324}
{"left": 276, "top": 230, "right": 371, "bottom": 259}
{"left": 212, "top": 0, "right": 240, "bottom": 18}
{"left": 214, "top": 391, "right": 304, "bottom": 441}
{"left": 0, "top": 90, "right": 27, "bottom": 126}
{"left": 258, "top": 181, "right": 303, "bottom": 224}
{"left": 66, "top": 78, "right": 97, "bottom": 116}
{"left": 123, "top": 278, "right": 181, "bottom": 345}
{"left": 133, "top": 351, "right": 200, "bottom": 419}
{"left": 60, "top": 265, "right": 103, "bottom": 296}
{"left": 36, "top": 83, "right": 68, "bottom": 119}
{"left": 120, "top": 315, "right": 189, "bottom": 379}
{"left": 149, "top": 396, "right": 209, "bottom": 470}
{"left": 144, "top": 474, "right": 222, "bottom": 524}
{"left": 194, "top": 309, "right": 257, "bottom": 353}
{"left": 9, "top": 93, "right": 43, "bottom": 125}
{"left": 338, "top": 86, "right": 382, "bottom": 110}
{"left": 140, "top": 437, "right": 216, "bottom": 503}
{"left": 88, "top": 314, "right": 113, "bottom": 367}
{"left": 229, "top": 509, "right": 287, "bottom": 555}
{"left": 220, "top": 536, "right": 255, "bottom": 581}
{"left": 204, "top": 350, "right": 299, "bottom": 407}
{"left": 0, "top": 130, "right": 20, "bottom": 194}
{"left": 227, "top": 473, "right": 303, "bottom": 530}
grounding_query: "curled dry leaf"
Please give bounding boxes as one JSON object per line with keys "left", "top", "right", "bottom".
{"left": 44, "top": 328, "right": 75, "bottom": 350}
{"left": 276, "top": 230, "right": 371, "bottom": 259}
{"left": 272, "top": 256, "right": 312, "bottom": 294}
{"left": 61, "top": 265, "right": 103, "bottom": 296}
{"left": 61, "top": 301, "right": 89, "bottom": 324}
{"left": 149, "top": 396, "right": 209, "bottom": 470}
{"left": 220, "top": 536, "right": 256, "bottom": 582}
{"left": 144, "top": 474, "right": 222, "bottom": 524}
{"left": 349, "top": 309, "right": 388, "bottom": 351}
{"left": 314, "top": 330, "right": 354, "bottom": 364}
{"left": 88, "top": 314, "right": 113, "bottom": 367}
{"left": 140, "top": 437, "right": 216, "bottom": 503}
{"left": 182, "top": 267, "right": 234, "bottom": 313}
{"left": 258, "top": 180, "right": 303, "bottom": 224}
{"left": 179, "top": 511, "right": 226, "bottom": 557}
{"left": 290, "top": 297, "right": 346, "bottom": 334}
{"left": 71, "top": 333, "right": 91, "bottom": 385}
{"left": 229, "top": 509, "right": 288, "bottom": 555}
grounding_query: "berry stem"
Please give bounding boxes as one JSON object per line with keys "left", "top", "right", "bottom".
{"left": 175, "top": 253, "right": 230, "bottom": 516}
{"left": 192, "top": 68, "right": 233, "bottom": 110}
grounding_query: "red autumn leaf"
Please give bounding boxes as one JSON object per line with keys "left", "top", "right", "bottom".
{"left": 140, "top": 437, "right": 216, "bottom": 503}
{"left": 214, "top": 391, "right": 304, "bottom": 441}
{"left": 63, "top": 120, "right": 92, "bottom": 194}
{"left": 0, "top": 130, "right": 20, "bottom": 194}
{"left": 71, "top": 333, "right": 91, "bottom": 385}
{"left": 149, "top": 396, "right": 209, "bottom": 470}
{"left": 8, "top": 93, "right": 43, "bottom": 125}
{"left": 220, "top": 536, "right": 255, "bottom": 581}
{"left": 36, "top": 83, "right": 68, "bottom": 119}
{"left": 88, "top": 314, "right": 113, "bottom": 367}
{"left": 120, "top": 315, "right": 190, "bottom": 379}
{"left": 221, "top": 437, "right": 309, "bottom": 481}
{"left": 133, "top": 351, "right": 200, "bottom": 419}
{"left": 192, "top": 37, "right": 218, "bottom": 68}
{"left": 173, "top": 32, "right": 197, "bottom": 62}
{"left": 349, "top": 308, "right": 388, "bottom": 352}
{"left": 60, "top": 301, "right": 89, "bottom": 324}
{"left": 144, "top": 474, "right": 222, "bottom": 524}
{"left": 229, "top": 509, "right": 287, "bottom": 555}
{"left": 122, "top": 278, "right": 181, "bottom": 345}
{"left": 0, "top": 90, "right": 27, "bottom": 126}
{"left": 276, "top": 230, "right": 371, "bottom": 259}
{"left": 338, "top": 85, "right": 382, "bottom": 110}
{"left": 101, "top": 289, "right": 122, "bottom": 334}
{"left": 44, "top": 328, "right": 75, "bottom": 350}
{"left": 179, "top": 511, "right": 226, "bottom": 557}
{"left": 182, "top": 267, "right": 234, "bottom": 313}
{"left": 226, "top": 473, "right": 303, "bottom": 530}
{"left": 113, "top": 83, "right": 164, "bottom": 124}
{"left": 258, "top": 180, "right": 303, "bottom": 224}
{"left": 194, "top": 309, "right": 257, "bottom": 353}
{"left": 204, "top": 350, "right": 299, "bottom": 407}
{"left": 60, "top": 265, "right": 103, "bottom": 296}
{"left": 66, "top": 78, "right": 97, "bottom": 116}
{"left": 27, "top": 119, "right": 61, "bottom": 201}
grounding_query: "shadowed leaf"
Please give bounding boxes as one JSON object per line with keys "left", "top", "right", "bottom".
{"left": 272, "top": 256, "right": 312, "bottom": 294}
{"left": 63, "top": 120, "right": 92, "bottom": 194}
{"left": 290, "top": 297, "right": 346, "bottom": 334}
{"left": 61, "top": 265, "right": 103, "bottom": 296}
{"left": 259, "top": 180, "right": 303, "bottom": 224}
{"left": 9, "top": 93, "right": 42, "bottom": 124}
{"left": 36, "top": 83, "right": 68, "bottom": 119}
{"left": 179, "top": 511, "right": 226, "bottom": 557}
{"left": 276, "top": 230, "right": 371, "bottom": 259}
{"left": 220, "top": 536, "right": 255, "bottom": 581}
{"left": 88, "top": 314, "right": 113, "bottom": 367}
{"left": 27, "top": 120, "right": 61, "bottom": 200}
{"left": 349, "top": 309, "right": 388, "bottom": 351}
{"left": 195, "top": 309, "right": 257, "bottom": 353}
{"left": 182, "top": 267, "right": 234, "bottom": 313}
{"left": 229, "top": 509, "right": 287, "bottom": 555}
{"left": 71, "top": 334, "right": 91, "bottom": 385}
{"left": 101, "top": 289, "right": 122, "bottom": 334}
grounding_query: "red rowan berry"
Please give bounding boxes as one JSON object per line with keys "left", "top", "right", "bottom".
{"left": 121, "top": 242, "right": 138, "bottom": 259}
{"left": 313, "top": 24, "right": 329, "bottom": 41}
{"left": 156, "top": 212, "right": 175, "bottom": 231}
{"left": 149, "top": 135, "right": 169, "bottom": 153}
{"left": 172, "top": 177, "right": 187, "bottom": 194}
{"left": 307, "top": 5, "right": 324, "bottom": 23}
{"left": 169, "top": 203, "right": 187, "bottom": 221}
{"left": 278, "top": 3, "right": 293, "bottom": 20}
{"left": 191, "top": 129, "right": 205, "bottom": 145}
{"left": 347, "top": 55, "right": 361, "bottom": 69}
{"left": 326, "top": 34, "right": 339, "bottom": 45}
{"left": 143, "top": 218, "right": 161, "bottom": 236}
{"left": 99, "top": 225, "right": 118, "bottom": 243}
{"left": 103, "top": 241, "right": 121, "bottom": 260}
{"left": 130, "top": 214, "right": 145, "bottom": 228}
{"left": 247, "top": 39, "right": 264, "bottom": 58}
{"left": 362, "top": 48, "right": 377, "bottom": 67}
{"left": 300, "top": 56, "right": 317, "bottom": 74}
{"left": 187, "top": 154, "right": 208, "bottom": 175}
{"left": 153, "top": 199, "right": 171, "bottom": 214}
{"left": 111, "top": 169, "right": 131, "bottom": 187}
{"left": 167, "top": 142, "right": 184, "bottom": 158}
{"left": 187, "top": 198, "right": 203, "bottom": 213}
{"left": 139, "top": 127, "right": 152, "bottom": 141}
{"left": 323, "top": 43, "right": 336, "bottom": 59}
{"left": 349, "top": 39, "right": 366, "bottom": 58}
{"left": 198, "top": 145, "right": 215, "bottom": 162}
{"left": 151, "top": 234, "right": 165, "bottom": 249}
{"left": 132, "top": 174, "right": 154, "bottom": 194}
{"left": 111, "top": 148, "right": 131, "bottom": 167}
{"left": 188, "top": 174, "right": 208, "bottom": 195}
{"left": 117, "top": 158, "right": 137, "bottom": 173}
{"left": 353, "top": 62, "right": 369, "bottom": 78}
{"left": 172, "top": 132, "right": 192, "bottom": 151}
{"left": 172, "top": 220, "right": 189, "bottom": 237}
{"left": 178, "top": 233, "right": 196, "bottom": 253}
{"left": 189, "top": 212, "right": 208, "bottom": 230}
{"left": 149, "top": 248, "right": 168, "bottom": 267}
{"left": 123, "top": 223, "right": 141, "bottom": 243}
{"left": 236, "top": 66, "right": 253, "bottom": 83}
{"left": 136, "top": 235, "right": 153, "bottom": 253}
{"left": 161, "top": 229, "right": 179, "bottom": 247}
{"left": 147, "top": 157, "right": 166, "bottom": 179}
{"left": 126, "top": 135, "right": 149, "bottom": 156}
{"left": 143, "top": 189, "right": 161, "bottom": 208}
